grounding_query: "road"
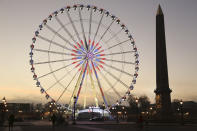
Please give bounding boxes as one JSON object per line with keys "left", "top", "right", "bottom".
{"left": 0, "top": 120, "right": 197, "bottom": 131}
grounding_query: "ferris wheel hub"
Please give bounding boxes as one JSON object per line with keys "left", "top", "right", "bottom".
{"left": 86, "top": 52, "right": 94, "bottom": 60}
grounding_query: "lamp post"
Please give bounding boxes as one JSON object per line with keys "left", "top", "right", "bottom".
{"left": 135, "top": 97, "right": 139, "bottom": 120}
{"left": 122, "top": 106, "right": 125, "bottom": 120}
{"left": 102, "top": 103, "right": 105, "bottom": 120}
{"left": 1, "top": 97, "right": 7, "bottom": 124}
{"left": 91, "top": 105, "right": 94, "bottom": 119}
{"left": 124, "top": 111, "right": 127, "bottom": 120}
{"left": 116, "top": 101, "right": 119, "bottom": 123}
{"left": 112, "top": 107, "right": 115, "bottom": 118}
{"left": 149, "top": 107, "right": 153, "bottom": 121}
{"left": 180, "top": 100, "right": 184, "bottom": 125}
{"left": 73, "top": 96, "right": 76, "bottom": 125}
{"left": 49, "top": 103, "right": 52, "bottom": 115}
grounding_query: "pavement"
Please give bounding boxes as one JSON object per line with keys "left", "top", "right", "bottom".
{"left": 0, "top": 120, "right": 197, "bottom": 131}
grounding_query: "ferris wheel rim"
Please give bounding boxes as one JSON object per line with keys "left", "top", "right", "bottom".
{"left": 29, "top": 4, "right": 139, "bottom": 109}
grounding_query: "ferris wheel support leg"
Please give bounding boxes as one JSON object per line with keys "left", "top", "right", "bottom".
{"left": 88, "top": 65, "right": 99, "bottom": 107}
{"left": 75, "top": 61, "right": 88, "bottom": 104}
{"left": 68, "top": 62, "right": 85, "bottom": 108}
{"left": 91, "top": 61, "right": 108, "bottom": 108}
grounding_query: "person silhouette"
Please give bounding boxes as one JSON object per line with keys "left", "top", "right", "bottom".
{"left": 51, "top": 114, "right": 57, "bottom": 131}
{"left": 138, "top": 115, "right": 144, "bottom": 130}
{"left": 8, "top": 114, "right": 15, "bottom": 131}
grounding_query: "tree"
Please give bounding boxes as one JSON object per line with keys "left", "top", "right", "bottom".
{"left": 127, "top": 94, "right": 138, "bottom": 113}
{"left": 138, "top": 95, "right": 150, "bottom": 112}
{"left": 172, "top": 99, "right": 181, "bottom": 113}
{"left": 127, "top": 94, "right": 151, "bottom": 113}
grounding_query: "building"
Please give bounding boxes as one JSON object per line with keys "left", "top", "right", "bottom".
{"left": 172, "top": 101, "right": 197, "bottom": 119}
{"left": 6, "top": 103, "right": 33, "bottom": 113}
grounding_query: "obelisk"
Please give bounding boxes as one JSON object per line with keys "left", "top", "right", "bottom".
{"left": 154, "top": 5, "right": 173, "bottom": 119}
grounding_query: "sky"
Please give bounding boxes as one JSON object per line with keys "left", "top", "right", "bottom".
{"left": 0, "top": 0, "right": 197, "bottom": 104}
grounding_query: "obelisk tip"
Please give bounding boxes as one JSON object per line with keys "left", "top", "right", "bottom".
{"left": 157, "top": 4, "right": 163, "bottom": 15}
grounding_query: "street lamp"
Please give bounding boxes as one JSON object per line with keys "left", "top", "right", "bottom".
{"left": 2, "top": 97, "right": 6, "bottom": 103}
{"left": 149, "top": 107, "right": 153, "bottom": 118}
{"left": 1, "top": 97, "right": 7, "bottom": 112}
{"left": 180, "top": 100, "right": 183, "bottom": 105}
{"left": 135, "top": 98, "right": 139, "bottom": 103}
{"left": 1, "top": 97, "right": 7, "bottom": 123}
{"left": 180, "top": 100, "right": 184, "bottom": 125}
{"left": 112, "top": 107, "right": 115, "bottom": 117}
{"left": 73, "top": 96, "right": 77, "bottom": 125}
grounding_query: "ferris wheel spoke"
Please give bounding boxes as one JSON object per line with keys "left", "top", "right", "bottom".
{"left": 93, "top": 12, "right": 104, "bottom": 42}
{"left": 99, "top": 71, "right": 121, "bottom": 98}
{"left": 38, "top": 63, "right": 73, "bottom": 79}
{"left": 78, "top": 8, "right": 88, "bottom": 50}
{"left": 88, "top": 8, "right": 93, "bottom": 47}
{"left": 66, "top": 10, "right": 81, "bottom": 43}
{"left": 105, "top": 29, "right": 123, "bottom": 44}
{"left": 103, "top": 63, "right": 133, "bottom": 77}
{"left": 45, "top": 67, "right": 76, "bottom": 92}
{"left": 55, "top": 16, "right": 86, "bottom": 54}
{"left": 34, "top": 49, "right": 70, "bottom": 56}
{"left": 45, "top": 24, "right": 71, "bottom": 45}
{"left": 98, "top": 19, "right": 115, "bottom": 43}
{"left": 34, "top": 58, "right": 73, "bottom": 65}
{"left": 37, "top": 35, "right": 72, "bottom": 52}
{"left": 56, "top": 70, "right": 79, "bottom": 103}
{"left": 106, "top": 39, "right": 130, "bottom": 50}
{"left": 91, "top": 20, "right": 115, "bottom": 53}
{"left": 104, "top": 58, "right": 135, "bottom": 65}
{"left": 102, "top": 67, "right": 130, "bottom": 89}
{"left": 91, "top": 61, "right": 108, "bottom": 107}
{"left": 45, "top": 24, "right": 82, "bottom": 52}
{"left": 104, "top": 51, "right": 135, "bottom": 56}
{"left": 94, "top": 40, "right": 132, "bottom": 55}
{"left": 55, "top": 16, "right": 77, "bottom": 44}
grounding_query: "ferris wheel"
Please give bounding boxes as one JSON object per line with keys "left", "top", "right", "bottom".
{"left": 29, "top": 4, "right": 139, "bottom": 109}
